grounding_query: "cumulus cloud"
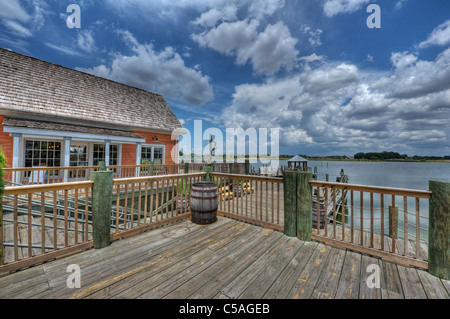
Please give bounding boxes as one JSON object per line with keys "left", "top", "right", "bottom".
{"left": 78, "top": 31, "right": 214, "bottom": 106}
{"left": 220, "top": 47, "right": 450, "bottom": 153}
{"left": 323, "top": 0, "right": 370, "bottom": 17}
{"left": 192, "top": 5, "right": 238, "bottom": 27}
{"left": 418, "top": 19, "right": 450, "bottom": 49}
{"left": 192, "top": 19, "right": 299, "bottom": 76}
{"left": 387, "top": 48, "right": 450, "bottom": 99}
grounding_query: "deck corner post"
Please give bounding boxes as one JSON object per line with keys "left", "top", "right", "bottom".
{"left": 297, "top": 171, "right": 313, "bottom": 242}
{"left": 203, "top": 165, "right": 213, "bottom": 182}
{"left": 149, "top": 161, "right": 155, "bottom": 176}
{"left": 283, "top": 171, "right": 297, "bottom": 237}
{"left": 91, "top": 170, "right": 114, "bottom": 249}
{"left": 428, "top": 180, "right": 450, "bottom": 280}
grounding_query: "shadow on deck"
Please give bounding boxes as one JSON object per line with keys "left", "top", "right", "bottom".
{"left": 0, "top": 217, "right": 449, "bottom": 299}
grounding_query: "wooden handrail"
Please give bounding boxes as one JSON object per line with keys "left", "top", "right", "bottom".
{"left": 310, "top": 181, "right": 432, "bottom": 199}
{"left": 112, "top": 172, "right": 207, "bottom": 185}
{"left": 4, "top": 181, "right": 94, "bottom": 196}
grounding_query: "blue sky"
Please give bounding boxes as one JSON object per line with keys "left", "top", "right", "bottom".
{"left": 1, "top": 0, "right": 450, "bottom": 157}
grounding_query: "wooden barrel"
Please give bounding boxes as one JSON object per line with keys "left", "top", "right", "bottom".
{"left": 190, "top": 182, "right": 218, "bottom": 225}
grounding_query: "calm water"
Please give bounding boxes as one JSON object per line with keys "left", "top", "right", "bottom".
{"left": 255, "top": 160, "right": 450, "bottom": 191}
{"left": 253, "top": 160, "right": 450, "bottom": 241}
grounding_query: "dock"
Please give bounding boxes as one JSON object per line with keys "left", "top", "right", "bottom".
{"left": 0, "top": 217, "right": 449, "bottom": 299}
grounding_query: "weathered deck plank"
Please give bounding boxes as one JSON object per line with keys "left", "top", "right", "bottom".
{"left": 0, "top": 217, "right": 448, "bottom": 299}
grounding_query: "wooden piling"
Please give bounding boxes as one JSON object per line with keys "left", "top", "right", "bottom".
{"left": 91, "top": 170, "right": 113, "bottom": 249}
{"left": 429, "top": 180, "right": 450, "bottom": 280}
{"left": 297, "top": 172, "right": 313, "bottom": 242}
{"left": 283, "top": 171, "right": 297, "bottom": 238}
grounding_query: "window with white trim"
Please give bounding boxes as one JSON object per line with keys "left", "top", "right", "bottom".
{"left": 141, "top": 145, "right": 165, "bottom": 164}
{"left": 25, "top": 140, "right": 62, "bottom": 167}
{"left": 93, "top": 144, "right": 118, "bottom": 166}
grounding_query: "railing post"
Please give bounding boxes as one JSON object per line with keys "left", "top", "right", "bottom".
{"left": 184, "top": 163, "right": 189, "bottom": 174}
{"left": 245, "top": 159, "right": 250, "bottom": 175}
{"left": 283, "top": 171, "right": 297, "bottom": 237}
{"left": 388, "top": 205, "right": 398, "bottom": 239}
{"left": 203, "top": 165, "right": 213, "bottom": 182}
{"left": 297, "top": 171, "right": 313, "bottom": 241}
{"left": 283, "top": 171, "right": 313, "bottom": 241}
{"left": 149, "top": 161, "right": 154, "bottom": 176}
{"left": 91, "top": 170, "right": 113, "bottom": 249}
{"left": 429, "top": 180, "right": 450, "bottom": 280}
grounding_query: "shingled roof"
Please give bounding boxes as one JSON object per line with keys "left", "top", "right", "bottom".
{"left": 0, "top": 48, "right": 183, "bottom": 133}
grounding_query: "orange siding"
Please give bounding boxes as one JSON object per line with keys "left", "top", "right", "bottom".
{"left": 0, "top": 115, "right": 13, "bottom": 168}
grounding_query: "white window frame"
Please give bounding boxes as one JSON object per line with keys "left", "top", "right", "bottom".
{"left": 141, "top": 144, "right": 166, "bottom": 165}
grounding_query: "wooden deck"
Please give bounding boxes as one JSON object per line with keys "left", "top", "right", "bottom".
{"left": 0, "top": 217, "right": 449, "bottom": 299}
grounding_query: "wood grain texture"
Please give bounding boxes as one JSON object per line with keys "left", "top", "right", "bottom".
{"left": 0, "top": 217, "right": 448, "bottom": 299}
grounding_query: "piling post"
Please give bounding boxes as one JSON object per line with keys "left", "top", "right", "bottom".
{"left": 428, "top": 180, "right": 450, "bottom": 280}
{"left": 283, "top": 171, "right": 297, "bottom": 237}
{"left": 184, "top": 163, "right": 189, "bottom": 174}
{"left": 245, "top": 159, "right": 250, "bottom": 175}
{"left": 388, "top": 205, "right": 398, "bottom": 239}
{"left": 297, "top": 172, "right": 313, "bottom": 241}
{"left": 149, "top": 161, "right": 154, "bottom": 176}
{"left": 90, "top": 170, "right": 113, "bottom": 249}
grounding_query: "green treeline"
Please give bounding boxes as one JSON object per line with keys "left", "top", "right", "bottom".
{"left": 354, "top": 151, "right": 450, "bottom": 161}
{"left": 354, "top": 152, "right": 408, "bottom": 160}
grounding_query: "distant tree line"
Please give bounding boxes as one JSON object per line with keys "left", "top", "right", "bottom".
{"left": 354, "top": 152, "right": 408, "bottom": 160}
{"left": 354, "top": 152, "right": 450, "bottom": 161}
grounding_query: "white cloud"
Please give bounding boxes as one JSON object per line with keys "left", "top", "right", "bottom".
{"left": 45, "top": 42, "right": 84, "bottom": 56}
{"left": 77, "top": 32, "right": 214, "bottom": 106}
{"left": 192, "top": 19, "right": 299, "bottom": 76}
{"left": 248, "top": 0, "right": 285, "bottom": 19}
{"left": 387, "top": 48, "right": 450, "bottom": 99}
{"left": 3, "top": 20, "right": 32, "bottom": 38}
{"left": 323, "top": 0, "right": 370, "bottom": 17}
{"left": 394, "top": 0, "right": 408, "bottom": 10}
{"left": 0, "top": 0, "right": 49, "bottom": 39}
{"left": 418, "top": 19, "right": 450, "bottom": 49}
{"left": 192, "top": 6, "right": 238, "bottom": 27}
{"left": 220, "top": 47, "right": 450, "bottom": 152}
{"left": 300, "top": 25, "right": 323, "bottom": 48}
{"left": 77, "top": 30, "right": 96, "bottom": 53}
{"left": 0, "top": 0, "right": 29, "bottom": 22}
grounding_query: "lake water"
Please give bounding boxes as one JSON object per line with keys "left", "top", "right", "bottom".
{"left": 254, "top": 160, "right": 450, "bottom": 190}
{"left": 252, "top": 160, "right": 450, "bottom": 241}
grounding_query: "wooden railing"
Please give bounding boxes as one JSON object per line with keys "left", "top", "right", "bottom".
{"left": 3, "top": 163, "right": 245, "bottom": 186}
{"left": 110, "top": 173, "right": 205, "bottom": 241}
{"left": 309, "top": 181, "right": 432, "bottom": 269}
{"left": 0, "top": 172, "right": 207, "bottom": 275}
{"left": 0, "top": 181, "right": 94, "bottom": 274}
{"left": 210, "top": 173, "right": 284, "bottom": 231}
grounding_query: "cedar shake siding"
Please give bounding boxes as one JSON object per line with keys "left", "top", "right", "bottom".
{"left": 0, "top": 48, "right": 184, "bottom": 168}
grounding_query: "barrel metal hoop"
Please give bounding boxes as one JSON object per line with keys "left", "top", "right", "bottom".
{"left": 191, "top": 209, "right": 218, "bottom": 214}
{"left": 191, "top": 195, "right": 218, "bottom": 200}
{"left": 191, "top": 189, "right": 218, "bottom": 193}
